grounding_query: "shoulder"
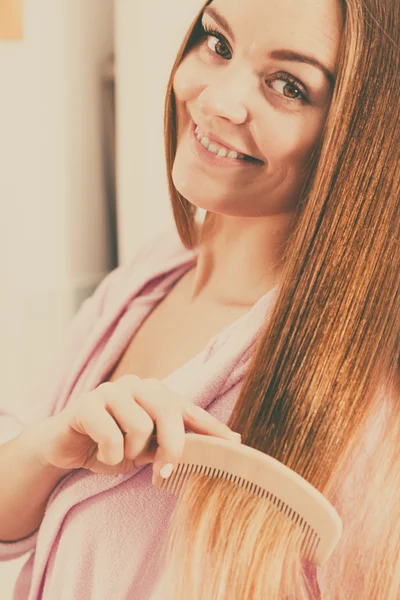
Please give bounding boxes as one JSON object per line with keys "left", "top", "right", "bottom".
{"left": 99, "top": 224, "right": 195, "bottom": 310}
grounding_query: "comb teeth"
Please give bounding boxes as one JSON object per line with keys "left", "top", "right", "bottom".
{"left": 157, "top": 463, "right": 322, "bottom": 558}
{"left": 153, "top": 434, "right": 342, "bottom": 566}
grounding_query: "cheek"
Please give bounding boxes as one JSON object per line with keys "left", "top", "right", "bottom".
{"left": 173, "top": 58, "right": 202, "bottom": 102}
{"left": 259, "top": 116, "right": 323, "bottom": 166}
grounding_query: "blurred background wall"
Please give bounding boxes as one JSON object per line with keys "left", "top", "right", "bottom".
{"left": 0, "top": 0, "right": 115, "bottom": 410}
{"left": 114, "top": 0, "right": 202, "bottom": 264}
{"left": 0, "top": 0, "right": 114, "bottom": 595}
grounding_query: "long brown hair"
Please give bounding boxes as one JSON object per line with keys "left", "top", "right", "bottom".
{"left": 155, "top": 0, "right": 400, "bottom": 596}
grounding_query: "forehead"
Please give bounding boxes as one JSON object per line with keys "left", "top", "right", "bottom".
{"left": 205, "top": 0, "right": 343, "bottom": 73}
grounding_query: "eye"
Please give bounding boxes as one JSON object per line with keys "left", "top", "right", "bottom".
{"left": 199, "top": 22, "right": 310, "bottom": 104}
{"left": 202, "top": 23, "right": 231, "bottom": 59}
{"left": 267, "top": 73, "right": 309, "bottom": 103}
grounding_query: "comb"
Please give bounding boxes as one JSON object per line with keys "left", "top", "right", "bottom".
{"left": 152, "top": 433, "right": 342, "bottom": 567}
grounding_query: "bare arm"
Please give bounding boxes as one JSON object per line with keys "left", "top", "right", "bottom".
{"left": 0, "top": 374, "right": 241, "bottom": 543}
{"left": 0, "top": 420, "right": 74, "bottom": 543}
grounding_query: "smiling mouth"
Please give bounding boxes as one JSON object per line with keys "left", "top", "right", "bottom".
{"left": 191, "top": 120, "right": 264, "bottom": 165}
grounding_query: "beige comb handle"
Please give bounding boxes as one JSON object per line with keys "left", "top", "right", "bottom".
{"left": 153, "top": 434, "right": 342, "bottom": 567}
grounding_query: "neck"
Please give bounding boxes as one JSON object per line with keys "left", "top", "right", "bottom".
{"left": 186, "top": 212, "right": 294, "bottom": 307}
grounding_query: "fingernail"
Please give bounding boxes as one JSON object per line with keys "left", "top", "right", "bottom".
{"left": 159, "top": 463, "right": 174, "bottom": 479}
{"left": 229, "top": 432, "right": 242, "bottom": 443}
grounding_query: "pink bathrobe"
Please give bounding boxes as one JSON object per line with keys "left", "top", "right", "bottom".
{"left": 0, "top": 225, "right": 387, "bottom": 599}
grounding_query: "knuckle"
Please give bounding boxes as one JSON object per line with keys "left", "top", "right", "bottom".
{"left": 96, "top": 382, "right": 113, "bottom": 394}
{"left": 75, "top": 396, "right": 96, "bottom": 417}
{"left": 118, "top": 374, "right": 141, "bottom": 386}
{"left": 86, "top": 394, "right": 105, "bottom": 412}
{"left": 93, "top": 383, "right": 113, "bottom": 404}
{"left": 68, "top": 391, "right": 92, "bottom": 412}
{"left": 134, "top": 416, "right": 154, "bottom": 437}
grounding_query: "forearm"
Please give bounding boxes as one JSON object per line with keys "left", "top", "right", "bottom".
{"left": 0, "top": 420, "right": 74, "bottom": 542}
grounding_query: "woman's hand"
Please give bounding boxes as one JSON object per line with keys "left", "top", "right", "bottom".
{"left": 34, "top": 374, "right": 241, "bottom": 478}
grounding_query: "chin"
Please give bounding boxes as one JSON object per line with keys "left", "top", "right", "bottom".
{"left": 179, "top": 194, "right": 256, "bottom": 218}
{"left": 171, "top": 165, "right": 264, "bottom": 217}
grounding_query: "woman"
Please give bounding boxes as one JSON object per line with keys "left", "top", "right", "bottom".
{"left": 0, "top": 0, "right": 398, "bottom": 598}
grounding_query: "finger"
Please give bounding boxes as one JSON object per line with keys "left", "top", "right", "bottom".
{"left": 152, "top": 404, "right": 186, "bottom": 479}
{"left": 103, "top": 390, "right": 155, "bottom": 460}
{"left": 77, "top": 400, "right": 125, "bottom": 465}
{"left": 133, "top": 435, "right": 158, "bottom": 466}
{"left": 182, "top": 402, "right": 242, "bottom": 443}
{"left": 118, "top": 375, "right": 241, "bottom": 442}
{"left": 117, "top": 377, "right": 187, "bottom": 477}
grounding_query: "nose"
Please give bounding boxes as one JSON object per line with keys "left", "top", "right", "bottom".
{"left": 199, "top": 70, "right": 257, "bottom": 126}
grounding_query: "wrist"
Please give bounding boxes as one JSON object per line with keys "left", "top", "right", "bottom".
{"left": 21, "top": 417, "right": 74, "bottom": 474}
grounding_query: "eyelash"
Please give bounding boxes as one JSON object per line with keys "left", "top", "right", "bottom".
{"left": 200, "top": 23, "right": 309, "bottom": 104}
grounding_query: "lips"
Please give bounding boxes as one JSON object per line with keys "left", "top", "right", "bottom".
{"left": 192, "top": 120, "right": 264, "bottom": 164}
{"left": 189, "top": 120, "right": 264, "bottom": 170}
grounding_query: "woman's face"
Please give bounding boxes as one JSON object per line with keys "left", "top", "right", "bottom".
{"left": 172, "top": 0, "right": 343, "bottom": 217}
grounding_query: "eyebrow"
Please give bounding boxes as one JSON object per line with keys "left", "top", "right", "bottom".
{"left": 203, "top": 6, "right": 336, "bottom": 89}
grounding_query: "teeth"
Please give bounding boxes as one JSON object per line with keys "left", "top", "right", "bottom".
{"left": 195, "top": 126, "right": 245, "bottom": 160}
{"left": 207, "top": 143, "right": 219, "bottom": 154}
